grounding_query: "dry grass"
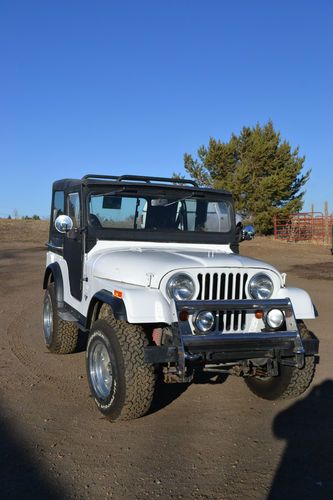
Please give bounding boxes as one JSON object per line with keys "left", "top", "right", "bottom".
{"left": 0, "top": 219, "right": 49, "bottom": 246}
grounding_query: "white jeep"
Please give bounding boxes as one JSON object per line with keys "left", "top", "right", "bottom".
{"left": 43, "top": 174, "right": 319, "bottom": 421}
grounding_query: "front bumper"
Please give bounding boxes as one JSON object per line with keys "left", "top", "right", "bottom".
{"left": 144, "top": 299, "right": 319, "bottom": 378}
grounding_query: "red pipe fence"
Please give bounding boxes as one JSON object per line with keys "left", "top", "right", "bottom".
{"left": 274, "top": 212, "right": 333, "bottom": 243}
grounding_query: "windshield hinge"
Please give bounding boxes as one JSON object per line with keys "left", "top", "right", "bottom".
{"left": 146, "top": 273, "right": 154, "bottom": 287}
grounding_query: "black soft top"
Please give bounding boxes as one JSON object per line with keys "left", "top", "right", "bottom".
{"left": 53, "top": 174, "right": 232, "bottom": 197}
{"left": 50, "top": 174, "right": 238, "bottom": 252}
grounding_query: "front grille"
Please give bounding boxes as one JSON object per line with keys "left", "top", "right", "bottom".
{"left": 197, "top": 272, "right": 248, "bottom": 332}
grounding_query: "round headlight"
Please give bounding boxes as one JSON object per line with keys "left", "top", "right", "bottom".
{"left": 266, "top": 309, "right": 284, "bottom": 329}
{"left": 166, "top": 273, "right": 195, "bottom": 301}
{"left": 248, "top": 273, "right": 274, "bottom": 300}
{"left": 193, "top": 311, "right": 215, "bottom": 333}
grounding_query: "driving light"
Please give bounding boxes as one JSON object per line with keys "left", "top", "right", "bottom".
{"left": 248, "top": 273, "right": 274, "bottom": 300}
{"left": 266, "top": 309, "right": 284, "bottom": 329}
{"left": 166, "top": 273, "right": 195, "bottom": 301}
{"left": 193, "top": 311, "right": 215, "bottom": 333}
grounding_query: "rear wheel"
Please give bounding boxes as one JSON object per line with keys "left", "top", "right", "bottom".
{"left": 86, "top": 313, "right": 155, "bottom": 421}
{"left": 43, "top": 283, "right": 78, "bottom": 354}
{"left": 245, "top": 322, "right": 316, "bottom": 400}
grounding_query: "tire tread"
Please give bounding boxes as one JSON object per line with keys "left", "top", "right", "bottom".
{"left": 95, "top": 304, "right": 155, "bottom": 420}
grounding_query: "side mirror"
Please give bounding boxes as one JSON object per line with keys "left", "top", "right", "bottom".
{"left": 55, "top": 215, "right": 73, "bottom": 233}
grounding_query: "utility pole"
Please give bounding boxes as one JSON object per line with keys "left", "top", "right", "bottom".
{"left": 324, "top": 201, "right": 329, "bottom": 244}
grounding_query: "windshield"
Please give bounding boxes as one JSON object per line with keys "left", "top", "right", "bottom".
{"left": 88, "top": 192, "right": 233, "bottom": 233}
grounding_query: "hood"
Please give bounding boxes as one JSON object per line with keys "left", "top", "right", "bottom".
{"left": 91, "top": 245, "right": 280, "bottom": 288}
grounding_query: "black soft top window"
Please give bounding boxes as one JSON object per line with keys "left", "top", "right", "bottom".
{"left": 49, "top": 190, "right": 65, "bottom": 246}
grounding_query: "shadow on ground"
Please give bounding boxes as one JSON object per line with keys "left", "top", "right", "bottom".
{"left": 149, "top": 370, "right": 228, "bottom": 415}
{"left": 0, "top": 404, "right": 66, "bottom": 500}
{"left": 269, "top": 380, "right": 333, "bottom": 499}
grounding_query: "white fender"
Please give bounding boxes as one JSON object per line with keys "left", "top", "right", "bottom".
{"left": 122, "top": 288, "right": 172, "bottom": 323}
{"left": 91, "top": 277, "right": 173, "bottom": 324}
{"left": 276, "top": 286, "right": 316, "bottom": 319}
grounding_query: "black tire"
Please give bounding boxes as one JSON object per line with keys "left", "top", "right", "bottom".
{"left": 245, "top": 322, "right": 316, "bottom": 400}
{"left": 86, "top": 317, "right": 156, "bottom": 421}
{"left": 43, "top": 283, "right": 78, "bottom": 354}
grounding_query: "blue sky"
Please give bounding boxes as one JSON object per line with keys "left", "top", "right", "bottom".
{"left": 0, "top": 0, "right": 332, "bottom": 217}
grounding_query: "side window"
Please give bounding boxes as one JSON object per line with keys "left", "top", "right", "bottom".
{"left": 53, "top": 191, "right": 65, "bottom": 222}
{"left": 67, "top": 192, "right": 81, "bottom": 229}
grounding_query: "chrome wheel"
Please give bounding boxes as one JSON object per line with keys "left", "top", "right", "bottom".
{"left": 43, "top": 292, "right": 53, "bottom": 344}
{"left": 89, "top": 338, "right": 113, "bottom": 399}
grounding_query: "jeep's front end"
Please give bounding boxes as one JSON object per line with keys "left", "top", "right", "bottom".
{"left": 144, "top": 265, "right": 318, "bottom": 386}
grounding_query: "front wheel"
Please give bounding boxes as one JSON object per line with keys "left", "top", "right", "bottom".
{"left": 245, "top": 321, "right": 316, "bottom": 400}
{"left": 86, "top": 319, "right": 155, "bottom": 421}
{"left": 245, "top": 355, "right": 316, "bottom": 400}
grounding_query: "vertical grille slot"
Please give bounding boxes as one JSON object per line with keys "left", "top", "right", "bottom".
{"left": 204, "top": 274, "right": 210, "bottom": 299}
{"left": 212, "top": 273, "right": 218, "bottom": 299}
{"left": 220, "top": 273, "right": 226, "bottom": 300}
{"left": 241, "top": 273, "right": 248, "bottom": 329}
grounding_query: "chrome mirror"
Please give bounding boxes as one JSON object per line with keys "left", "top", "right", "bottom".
{"left": 55, "top": 214, "right": 73, "bottom": 233}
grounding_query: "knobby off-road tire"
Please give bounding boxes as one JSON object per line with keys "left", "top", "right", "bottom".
{"left": 86, "top": 310, "right": 156, "bottom": 421}
{"left": 43, "top": 283, "right": 78, "bottom": 354}
{"left": 245, "top": 322, "right": 316, "bottom": 400}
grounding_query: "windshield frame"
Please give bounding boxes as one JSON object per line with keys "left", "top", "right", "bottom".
{"left": 83, "top": 184, "right": 238, "bottom": 250}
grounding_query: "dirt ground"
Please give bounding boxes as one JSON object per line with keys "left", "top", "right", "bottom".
{"left": 0, "top": 220, "right": 332, "bottom": 499}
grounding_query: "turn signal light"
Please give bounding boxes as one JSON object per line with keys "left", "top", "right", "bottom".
{"left": 179, "top": 310, "right": 189, "bottom": 321}
{"left": 255, "top": 310, "right": 264, "bottom": 319}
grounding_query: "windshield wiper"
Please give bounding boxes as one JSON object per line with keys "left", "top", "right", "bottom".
{"left": 164, "top": 193, "right": 195, "bottom": 207}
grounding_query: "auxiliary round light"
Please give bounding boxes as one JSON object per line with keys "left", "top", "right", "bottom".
{"left": 266, "top": 309, "right": 284, "bottom": 329}
{"left": 193, "top": 311, "right": 215, "bottom": 333}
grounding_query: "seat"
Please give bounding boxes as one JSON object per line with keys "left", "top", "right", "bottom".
{"left": 89, "top": 214, "right": 103, "bottom": 228}
{"left": 145, "top": 204, "right": 178, "bottom": 230}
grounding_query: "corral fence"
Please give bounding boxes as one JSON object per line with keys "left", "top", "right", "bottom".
{"left": 274, "top": 212, "right": 333, "bottom": 243}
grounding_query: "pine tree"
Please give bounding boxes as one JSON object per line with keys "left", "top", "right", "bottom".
{"left": 184, "top": 121, "right": 310, "bottom": 234}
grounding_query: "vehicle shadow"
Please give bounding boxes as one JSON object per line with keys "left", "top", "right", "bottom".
{"left": 148, "top": 370, "right": 228, "bottom": 415}
{"left": 148, "top": 374, "right": 189, "bottom": 415}
{"left": 76, "top": 330, "right": 88, "bottom": 352}
{"left": 0, "top": 405, "right": 65, "bottom": 499}
{"left": 192, "top": 370, "right": 229, "bottom": 385}
{"left": 268, "top": 379, "right": 333, "bottom": 499}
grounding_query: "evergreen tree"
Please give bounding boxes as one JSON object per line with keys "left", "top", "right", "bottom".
{"left": 184, "top": 121, "right": 310, "bottom": 234}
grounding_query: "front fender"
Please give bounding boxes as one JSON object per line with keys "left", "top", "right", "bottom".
{"left": 276, "top": 286, "right": 316, "bottom": 319}
{"left": 123, "top": 288, "right": 172, "bottom": 324}
{"left": 91, "top": 278, "right": 173, "bottom": 324}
